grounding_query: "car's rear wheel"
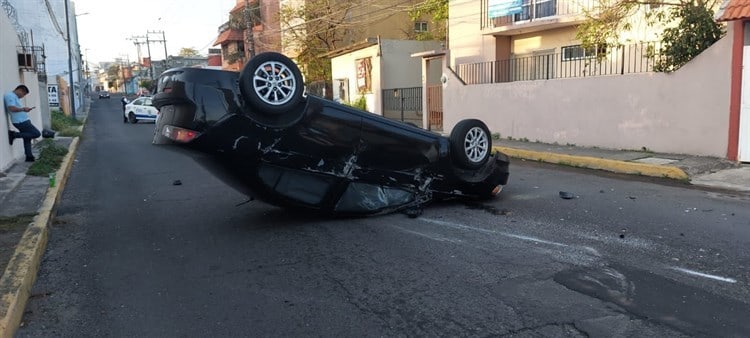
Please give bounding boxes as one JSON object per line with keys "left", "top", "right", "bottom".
{"left": 239, "top": 52, "right": 304, "bottom": 117}
{"left": 128, "top": 112, "right": 137, "bottom": 124}
{"left": 450, "top": 119, "right": 491, "bottom": 169}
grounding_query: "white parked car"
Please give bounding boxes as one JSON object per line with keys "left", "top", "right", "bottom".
{"left": 124, "top": 96, "right": 159, "bottom": 124}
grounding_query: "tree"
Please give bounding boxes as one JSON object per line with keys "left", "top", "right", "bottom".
{"left": 279, "top": 0, "right": 356, "bottom": 86}
{"left": 576, "top": 0, "right": 725, "bottom": 72}
{"left": 408, "top": 0, "right": 448, "bottom": 43}
{"left": 139, "top": 79, "right": 154, "bottom": 91}
{"left": 107, "top": 64, "right": 121, "bottom": 83}
{"left": 178, "top": 47, "right": 200, "bottom": 57}
{"left": 279, "top": 0, "right": 420, "bottom": 87}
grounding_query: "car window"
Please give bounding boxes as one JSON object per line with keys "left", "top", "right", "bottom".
{"left": 334, "top": 182, "right": 414, "bottom": 212}
{"left": 257, "top": 164, "right": 334, "bottom": 205}
{"left": 144, "top": 98, "right": 152, "bottom": 106}
{"left": 133, "top": 98, "right": 144, "bottom": 105}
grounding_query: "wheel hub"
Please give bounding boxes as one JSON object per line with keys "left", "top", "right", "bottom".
{"left": 464, "top": 127, "right": 489, "bottom": 163}
{"left": 253, "top": 61, "right": 296, "bottom": 106}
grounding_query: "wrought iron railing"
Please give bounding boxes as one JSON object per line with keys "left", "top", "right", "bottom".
{"left": 456, "top": 42, "right": 661, "bottom": 85}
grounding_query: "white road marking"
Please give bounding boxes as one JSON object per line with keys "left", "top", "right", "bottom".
{"left": 670, "top": 267, "right": 737, "bottom": 283}
{"left": 394, "top": 226, "right": 463, "bottom": 244}
{"left": 420, "top": 218, "right": 598, "bottom": 252}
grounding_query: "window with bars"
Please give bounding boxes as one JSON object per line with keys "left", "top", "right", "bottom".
{"left": 414, "top": 21, "right": 428, "bottom": 32}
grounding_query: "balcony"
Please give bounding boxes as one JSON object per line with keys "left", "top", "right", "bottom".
{"left": 456, "top": 42, "right": 661, "bottom": 85}
{"left": 480, "top": 0, "right": 594, "bottom": 35}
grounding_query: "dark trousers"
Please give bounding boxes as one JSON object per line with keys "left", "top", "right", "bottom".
{"left": 12, "top": 120, "right": 41, "bottom": 158}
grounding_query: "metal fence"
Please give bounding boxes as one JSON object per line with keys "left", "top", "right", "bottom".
{"left": 382, "top": 87, "right": 423, "bottom": 125}
{"left": 456, "top": 42, "right": 661, "bottom": 85}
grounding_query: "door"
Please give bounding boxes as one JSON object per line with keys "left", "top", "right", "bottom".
{"left": 741, "top": 24, "right": 750, "bottom": 162}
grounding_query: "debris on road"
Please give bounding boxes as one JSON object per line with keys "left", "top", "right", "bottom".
{"left": 559, "top": 191, "right": 576, "bottom": 199}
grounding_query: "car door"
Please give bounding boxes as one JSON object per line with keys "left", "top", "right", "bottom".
{"left": 143, "top": 97, "right": 156, "bottom": 118}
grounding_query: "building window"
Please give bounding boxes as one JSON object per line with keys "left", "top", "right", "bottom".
{"left": 414, "top": 21, "right": 428, "bottom": 32}
{"left": 561, "top": 45, "right": 606, "bottom": 61}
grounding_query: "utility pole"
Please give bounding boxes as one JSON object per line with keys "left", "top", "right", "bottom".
{"left": 244, "top": 0, "right": 256, "bottom": 59}
{"left": 128, "top": 35, "right": 147, "bottom": 67}
{"left": 63, "top": 0, "right": 76, "bottom": 119}
{"left": 148, "top": 30, "right": 169, "bottom": 69}
{"left": 145, "top": 34, "right": 153, "bottom": 79}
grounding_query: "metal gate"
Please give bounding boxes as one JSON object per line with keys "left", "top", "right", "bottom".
{"left": 427, "top": 85, "right": 443, "bottom": 131}
{"left": 382, "top": 87, "right": 422, "bottom": 126}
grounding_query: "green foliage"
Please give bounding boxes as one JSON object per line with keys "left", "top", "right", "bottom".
{"left": 27, "top": 140, "right": 69, "bottom": 177}
{"left": 106, "top": 64, "right": 121, "bottom": 83}
{"left": 409, "top": 0, "right": 448, "bottom": 42}
{"left": 139, "top": 79, "right": 154, "bottom": 91}
{"left": 229, "top": 4, "right": 262, "bottom": 30}
{"left": 652, "top": 3, "right": 724, "bottom": 72}
{"left": 345, "top": 96, "right": 368, "bottom": 111}
{"left": 279, "top": 0, "right": 350, "bottom": 84}
{"left": 178, "top": 48, "right": 200, "bottom": 57}
{"left": 577, "top": 0, "right": 725, "bottom": 72}
{"left": 51, "top": 110, "right": 82, "bottom": 137}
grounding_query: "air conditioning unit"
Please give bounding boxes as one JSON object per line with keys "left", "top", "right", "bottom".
{"left": 17, "top": 53, "right": 34, "bottom": 69}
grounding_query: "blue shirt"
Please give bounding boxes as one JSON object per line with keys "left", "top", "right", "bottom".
{"left": 3, "top": 91, "right": 29, "bottom": 124}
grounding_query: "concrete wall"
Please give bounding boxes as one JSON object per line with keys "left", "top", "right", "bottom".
{"left": 1, "top": 13, "right": 43, "bottom": 171}
{"left": 331, "top": 44, "right": 381, "bottom": 114}
{"left": 442, "top": 29, "right": 733, "bottom": 157}
{"left": 331, "top": 40, "right": 442, "bottom": 116}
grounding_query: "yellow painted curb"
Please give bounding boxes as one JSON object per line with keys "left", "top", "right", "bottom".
{"left": 0, "top": 137, "right": 80, "bottom": 338}
{"left": 494, "top": 146, "right": 689, "bottom": 180}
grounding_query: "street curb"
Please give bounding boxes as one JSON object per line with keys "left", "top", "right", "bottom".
{"left": 494, "top": 146, "right": 689, "bottom": 181}
{"left": 0, "top": 136, "right": 80, "bottom": 338}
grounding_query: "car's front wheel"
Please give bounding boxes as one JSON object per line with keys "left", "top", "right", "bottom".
{"left": 239, "top": 52, "right": 304, "bottom": 116}
{"left": 128, "top": 112, "right": 138, "bottom": 124}
{"left": 450, "top": 119, "right": 491, "bottom": 169}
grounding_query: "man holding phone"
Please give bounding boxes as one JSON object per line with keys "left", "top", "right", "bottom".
{"left": 4, "top": 84, "right": 41, "bottom": 162}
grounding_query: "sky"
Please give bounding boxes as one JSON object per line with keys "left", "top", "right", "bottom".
{"left": 72, "top": 0, "right": 237, "bottom": 66}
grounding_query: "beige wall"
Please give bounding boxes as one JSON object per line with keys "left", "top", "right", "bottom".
{"left": 349, "top": 0, "right": 432, "bottom": 42}
{"left": 1, "top": 13, "right": 42, "bottom": 170}
{"left": 449, "top": 0, "right": 671, "bottom": 66}
{"left": 441, "top": 30, "right": 733, "bottom": 157}
{"left": 512, "top": 27, "right": 577, "bottom": 55}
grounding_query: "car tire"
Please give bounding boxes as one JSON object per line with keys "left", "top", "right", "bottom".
{"left": 450, "top": 119, "right": 491, "bottom": 169}
{"left": 239, "top": 52, "right": 304, "bottom": 116}
{"left": 128, "top": 112, "right": 138, "bottom": 124}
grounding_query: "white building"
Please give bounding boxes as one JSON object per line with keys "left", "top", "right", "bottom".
{"left": 6, "top": 0, "right": 85, "bottom": 114}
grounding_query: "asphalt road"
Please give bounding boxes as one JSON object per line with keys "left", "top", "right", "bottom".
{"left": 17, "top": 95, "right": 750, "bottom": 336}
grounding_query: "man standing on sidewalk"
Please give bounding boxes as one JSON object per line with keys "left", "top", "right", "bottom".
{"left": 121, "top": 95, "right": 129, "bottom": 123}
{"left": 4, "top": 85, "right": 41, "bottom": 162}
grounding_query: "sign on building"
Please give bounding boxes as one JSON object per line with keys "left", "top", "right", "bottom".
{"left": 48, "top": 84, "right": 59, "bottom": 107}
{"left": 356, "top": 57, "right": 372, "bottom": 94}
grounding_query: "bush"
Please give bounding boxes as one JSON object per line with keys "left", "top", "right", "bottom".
{"left": 346, "top": 96, "right": 368, "bottom": 111}
{"left": 27, "top": 139, "right": 68, "bottom": 176}
{"left": 51, "top": 110, "right": 82, "bottom": 137}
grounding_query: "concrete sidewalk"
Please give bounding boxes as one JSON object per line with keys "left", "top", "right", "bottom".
{"left": 493, "top": 138, "right": 749, "bottom": 193}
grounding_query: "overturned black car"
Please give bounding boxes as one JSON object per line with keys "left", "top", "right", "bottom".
{"left": 151, "top": 52, "right": 509, "bottom": 216}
